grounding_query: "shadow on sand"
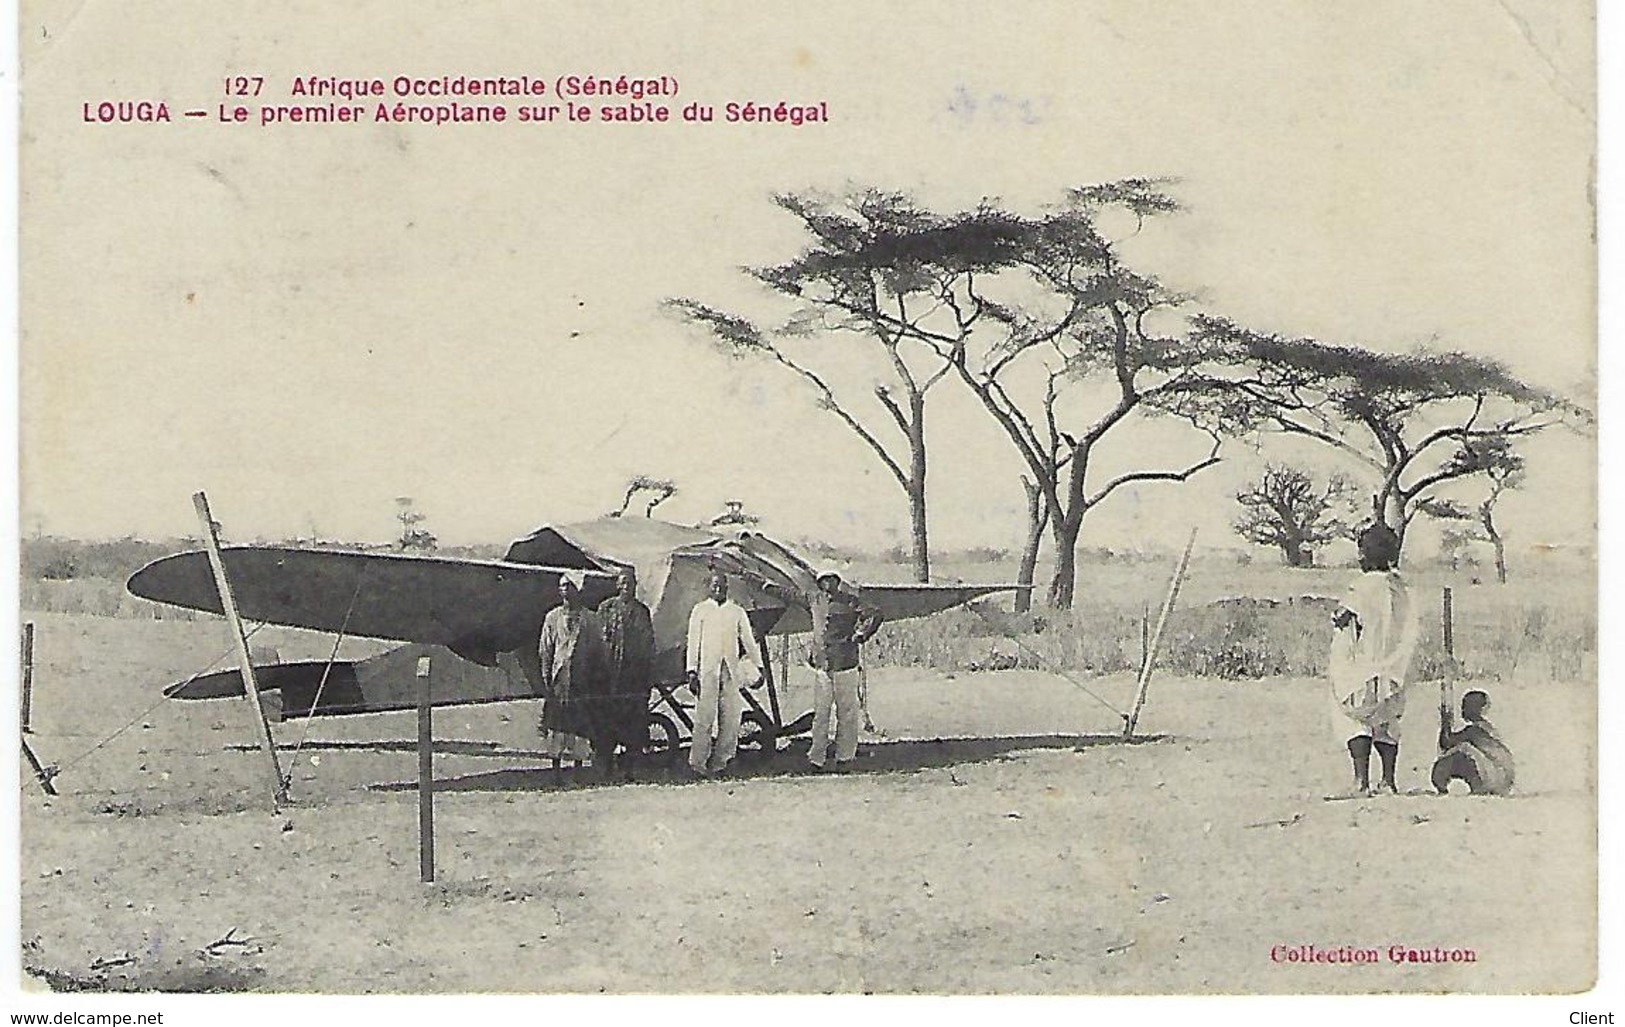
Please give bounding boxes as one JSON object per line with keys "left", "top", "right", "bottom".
{"left": 227, "top": 739, "right": 551, "bottom": 759}
{"left": 366, "top": 732, "right": 1170, "bottom": 794}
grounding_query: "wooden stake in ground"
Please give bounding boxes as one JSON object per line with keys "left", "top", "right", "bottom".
{"left": 1123, "top": 529, "right": 1198, "bottom": 740}
{"left": 1139, "top": 604, "right": 1150, "bottom": 678}
{"left": 21, "top": 739, "right": 56, "bottom": 796}
{"left": 19, "top": 621, "right": 56, "bottom": 795}
{"left": 417, "top": 655, "right": 435, "bottom": 884}
{"left": 21, "top": 621, "right": 35, "bottom": 734}
{"left": 193, "top": 491, "right": 286, "bottom": 810}
{"left": 1439, "top": 587, "right": 1455, "bottom": 753}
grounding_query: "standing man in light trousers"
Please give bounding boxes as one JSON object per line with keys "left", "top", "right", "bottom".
{"left": 807, "top": 570, "right": 883, "bottom": 771}
{"left": 685, "top": 570, "right": 761, "bottom": 776}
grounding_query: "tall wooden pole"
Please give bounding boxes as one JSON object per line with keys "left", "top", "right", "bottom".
{"left": 193, "top": 491, "right": 286, "bottom": 809}
{"left": 1442, "top": 587, "right": 1454, "bottom": 659}
{"left": 20, "top": 621, "right": 35, "bottom": 734}
{"left": 1123, "top": 529, "right": 1197, "bottom": 740}
{"left": 1439, "top": 588, "right": 1456, "bottom": 750}
{"left": 417, "top": 656, "right": 435, "bottom": 883}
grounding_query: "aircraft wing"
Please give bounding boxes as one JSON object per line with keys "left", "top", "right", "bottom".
{"left": 857, "top": 583, "right": 1023, "bottom": 623}
{"left": 165, "top": 643, "right": 538, "bottom": 717}
{"left": 659, "top": 533, "right": 1020, "bottom": 636}
{"left": 128, "top": 547, "right": 615, "bottom": 664}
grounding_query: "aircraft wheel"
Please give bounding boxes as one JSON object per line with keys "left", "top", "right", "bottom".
{"left": 646, "top": 713, "right": 684, "bottom": 769}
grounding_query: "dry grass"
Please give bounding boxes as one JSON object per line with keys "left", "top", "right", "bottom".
{"left": 22, "top": 578, "right": 199, "bottom": 621}
{"left": 867, "top": 558, "right": 1595, "bottom": 685}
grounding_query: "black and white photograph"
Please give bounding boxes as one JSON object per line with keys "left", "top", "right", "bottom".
{"left": 9, "top": 0, "right": 1609, "bottom": 1011}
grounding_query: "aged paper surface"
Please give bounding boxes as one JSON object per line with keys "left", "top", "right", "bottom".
{"left": 10, "top": 0, "right": 1609, "bottom": 1014}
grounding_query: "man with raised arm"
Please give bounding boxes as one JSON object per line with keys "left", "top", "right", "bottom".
{"left": 806, "top": 570, "right": 883, "bottom": 771}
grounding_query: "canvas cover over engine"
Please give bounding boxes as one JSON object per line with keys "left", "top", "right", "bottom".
{"left": 504, "top": 518, "right": 823, "bottom": 683}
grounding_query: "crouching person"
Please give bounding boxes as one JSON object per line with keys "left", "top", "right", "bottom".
{"left": 1432, "top": 689, "right": 1515, "bottom": 796}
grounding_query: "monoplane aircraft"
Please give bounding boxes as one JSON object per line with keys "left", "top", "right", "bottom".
{"left": 128, "top": 517, "right": 1015, "bottom": 759}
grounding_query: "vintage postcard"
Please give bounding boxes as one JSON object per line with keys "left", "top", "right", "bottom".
{"left": 9, "top": 0, "right": 1607, "bottom": 1010}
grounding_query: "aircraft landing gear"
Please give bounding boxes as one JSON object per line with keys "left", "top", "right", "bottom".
{"left": 645, "top": 712, "right": 684, "bottom": 770}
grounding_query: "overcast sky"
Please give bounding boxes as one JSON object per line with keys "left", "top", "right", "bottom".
{"left": 19, "top": 1, "right": 1595, "bottom": 562}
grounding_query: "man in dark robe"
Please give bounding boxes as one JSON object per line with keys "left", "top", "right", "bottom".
{"left": 596, "top": 567, "right": 657, "bottom": 775}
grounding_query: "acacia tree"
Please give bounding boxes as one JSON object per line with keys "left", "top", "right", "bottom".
{"left": 1014, "top": 475, "right": 1047, "bottom": 612}
{"left": 912, "top": 181, "right": 1253, "bottom": 608}
{"left": 1192, "top": 316, "right": 1582, "bottom": 557}
{"left": 1233, "top": 464, "right": 1358, "bottom": 567}
{"left": 1416, "top": 435, "right": 1526, "bottom": 583}
{"left": 1475, "top": 454, "right": 1525, "bottom": 584}
{"left": 668, "top": 190, "right": 1027, "bottom": 582}
{"left": 394, "top": 496, "right": 436, "bottom": 552}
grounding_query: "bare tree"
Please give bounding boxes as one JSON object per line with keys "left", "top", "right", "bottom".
{"left": 1233, "top": 465, "right": 1358, "bottom": 567}
{"left": 1014, "top": 475, "right": 1047, "bottom": 612}
{"left": 668, "top": 190, "right": 1028, "bottom": 582}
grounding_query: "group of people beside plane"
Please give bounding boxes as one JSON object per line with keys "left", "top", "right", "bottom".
{"left": 535, "top": 566, "right": 656, "bottom": 780}
{"left": 535, "top": 564, "right": 883, "bottom": 781}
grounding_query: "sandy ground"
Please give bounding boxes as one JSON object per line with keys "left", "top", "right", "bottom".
{"left": 17, "top": 613, "right": 1596, "bottom": 994}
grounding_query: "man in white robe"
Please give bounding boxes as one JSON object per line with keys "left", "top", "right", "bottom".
{"left": 1329, "top": 522, "right": 1419, "bottom": 795}
{"left": 685, "top": 570, "right": 761, "bottom": 775}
